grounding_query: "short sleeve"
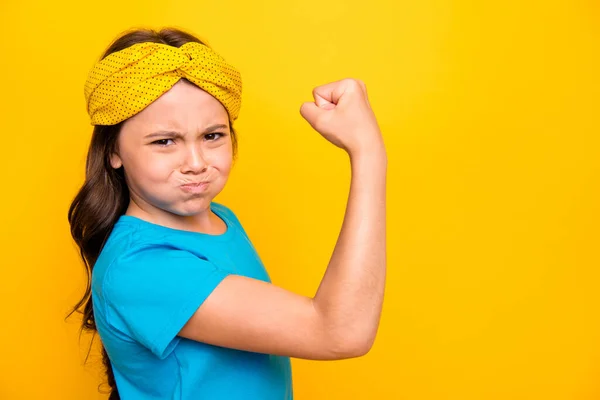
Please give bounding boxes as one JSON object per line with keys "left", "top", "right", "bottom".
{"left": 103, "top": 246, "right": 229, "bottom": 359}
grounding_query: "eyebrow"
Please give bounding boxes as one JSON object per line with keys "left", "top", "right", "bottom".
{"left": 144, "top": 124, "right": 229, "bottom": 139}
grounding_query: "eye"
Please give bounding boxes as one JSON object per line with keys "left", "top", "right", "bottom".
{"left": 152, "top": 138, "right": 175, "bottom": 146}
{"left": 205, "top": 132, "right": 224, "bottom": 141}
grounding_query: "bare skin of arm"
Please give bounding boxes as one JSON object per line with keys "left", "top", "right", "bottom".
{"left": 179, "top": 78, "right": 387, "bottom": 360}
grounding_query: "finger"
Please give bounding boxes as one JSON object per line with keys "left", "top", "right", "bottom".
{"left": 317, "top": 100, "right": 336, "bottom": 110}
{"left": 312, "top": 79, "right": 348, "bottom": 106}
{"left": 314, "top": 92, "right": 334, "bottom": 109}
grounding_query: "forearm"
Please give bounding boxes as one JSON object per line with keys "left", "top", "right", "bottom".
{"left": 313, "top": 141, "right": 388, "bottom": 355}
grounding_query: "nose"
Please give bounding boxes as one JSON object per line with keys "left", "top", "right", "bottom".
{"left": 181, "top": 145, "right": 208, "bottom": 174}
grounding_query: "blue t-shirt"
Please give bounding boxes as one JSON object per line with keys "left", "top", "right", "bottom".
{"left": 91, "top": 202, "right": 293, "bottom": 399}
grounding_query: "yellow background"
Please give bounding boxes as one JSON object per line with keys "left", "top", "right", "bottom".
{"left": 0, "top": 0, "right": 598, "bottom": 398}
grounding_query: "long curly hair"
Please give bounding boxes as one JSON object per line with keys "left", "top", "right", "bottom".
{"left": 65, "top": 27, "right": 238, "bottom": 399}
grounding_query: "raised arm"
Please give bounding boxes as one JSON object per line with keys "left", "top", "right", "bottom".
{"left": 179, "top": 78, "right": 387, "bottom": 360}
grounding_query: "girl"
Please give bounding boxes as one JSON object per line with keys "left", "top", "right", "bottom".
{"left": 68, "top": 27, "right": 387, "bottom": 399}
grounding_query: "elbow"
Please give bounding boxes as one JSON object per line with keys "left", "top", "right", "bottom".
{"left": 345, "top": 338, "right": 374, "bottom": 358}
{"left": 311, "top": 301, "right": 379, "bottom": 359}
{"left": 327, "top": 332, "right": 375, "bottom": 359}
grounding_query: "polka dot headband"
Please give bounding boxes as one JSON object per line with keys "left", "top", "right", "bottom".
{"left": 84, "top": 41, "right": 242, "bottom": 126}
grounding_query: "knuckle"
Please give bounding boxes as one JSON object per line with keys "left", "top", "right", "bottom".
{"left": 345, "top": 78, "right": 365, "bottom": 94}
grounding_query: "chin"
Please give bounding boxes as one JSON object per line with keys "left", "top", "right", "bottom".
{"left": 168, "top": 198, "right": 215, "bottom": 217}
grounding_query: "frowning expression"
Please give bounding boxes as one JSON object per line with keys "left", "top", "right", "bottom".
{"left": 111, "top": 79, "right": 233, "bottom": 218}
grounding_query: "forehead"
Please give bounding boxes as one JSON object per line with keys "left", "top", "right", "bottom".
{"left": 124, "top": 79, "right": 229, "bottom": 130}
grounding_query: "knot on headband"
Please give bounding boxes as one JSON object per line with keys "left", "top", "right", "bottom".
{"left": 84, "top": 41, "right": 242, "bottom": 126}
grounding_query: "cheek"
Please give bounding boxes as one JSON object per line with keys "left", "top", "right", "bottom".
{"left": 126, "top": 151, "right": 177, "bottom": 183}
{"left": 212, "top": 148, "right": 233, "bottom": 175}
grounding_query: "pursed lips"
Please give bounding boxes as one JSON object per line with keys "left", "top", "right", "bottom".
{"left": 180, "top": 181, "right": 210, "bottom": 185}
{"left": 179, "top": 181, "right": 210, "bottom": 193}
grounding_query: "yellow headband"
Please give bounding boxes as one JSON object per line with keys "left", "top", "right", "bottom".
{"left": 84, "top": 41, "right": 242, "bottom": 126}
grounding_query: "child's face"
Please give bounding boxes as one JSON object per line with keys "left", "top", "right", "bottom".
{"left": 111, "top": 79, "right": 233, "bottom": 218}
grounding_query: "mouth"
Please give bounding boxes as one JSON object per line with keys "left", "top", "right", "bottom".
{"left": 180, "top": 181, "right": 209, "bottom": 193}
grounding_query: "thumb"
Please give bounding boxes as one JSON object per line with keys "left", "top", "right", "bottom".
{"left": 299, "top": 101, "right": 325, "bottom": 126}
{"left": 300, "top": 100, "right": 335, "bottom": 120}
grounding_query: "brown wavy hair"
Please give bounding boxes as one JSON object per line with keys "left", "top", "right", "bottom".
{"left": 65, "top": 27, "right": 239, "bottom": 399}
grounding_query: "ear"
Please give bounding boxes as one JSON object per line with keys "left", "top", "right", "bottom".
{"left": 110, "top": 152, "right": 123, "bottom": 169}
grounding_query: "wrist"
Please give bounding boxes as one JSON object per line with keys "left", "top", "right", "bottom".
{"left": 348, "top": 141, "right": 387, "bottom": 167}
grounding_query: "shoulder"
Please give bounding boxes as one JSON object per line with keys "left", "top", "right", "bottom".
{"left": 102, "top": 240, "right": 221, "bottom": 302}
{"left": 110, "top": 238, "right": 206, "bottom": 275}
{"left": 102, "top": 224, "right": 210, "bottom": 286}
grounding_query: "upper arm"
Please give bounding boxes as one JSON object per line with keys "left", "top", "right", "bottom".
{"left": 178, "top": 274, "right": 368, "bottom": 360}
{"left": 105, "top": 244, "right": 368, "bottom": 361}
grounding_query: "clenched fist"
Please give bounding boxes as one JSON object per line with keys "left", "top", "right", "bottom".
{"left": 300, "top": 78, "right": 384, "bottom": 156}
